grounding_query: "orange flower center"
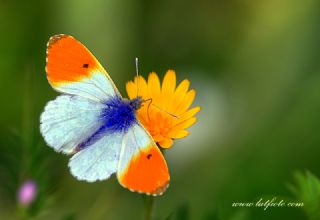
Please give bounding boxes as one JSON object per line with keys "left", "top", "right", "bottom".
{"left": 138, "top": 110, "right": 175, "bottom": 143}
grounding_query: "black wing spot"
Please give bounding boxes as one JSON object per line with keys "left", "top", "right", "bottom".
{"left": 147, "top": 154, "right": 152, "bottom": 159}
{"left": 83, "top": 63, "right": 89, "bottom": 68}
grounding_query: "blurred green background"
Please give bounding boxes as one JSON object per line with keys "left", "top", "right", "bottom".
{"left": 1, "top": 0, "right": 320, "bottom": 219}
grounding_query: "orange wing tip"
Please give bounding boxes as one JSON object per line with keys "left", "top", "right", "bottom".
{"left": 150, "top": 180, "right": 170, "bottom": 196}
{"left": 118, "top": 146, "right": 170, "bottom": 196}
{"left": 47, "top": 34, "right": 69, "bottom": 48}
{"left": 127, "top": 180, "right": 170, "bottom": 196}
{"left": 118, "top": 174, "right": 170, "bottom": 196}
{"left": 45, "top": 35, "right": 105, "bottom": 86}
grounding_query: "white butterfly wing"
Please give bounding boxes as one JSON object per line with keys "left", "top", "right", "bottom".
{"left": 40, "top": 95, "right": 105, "bottom": 154}
{"left": 68, "top": 131, "right": 123, "bottom": 182}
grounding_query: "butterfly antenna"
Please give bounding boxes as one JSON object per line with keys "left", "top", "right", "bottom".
{"left": 151, "top": 103, "right": 180, "bottom": 119}
{"left": 135, "top": 57, "right": 139, "bottom": 97}
{"left": 143, "top": 99, "right": 179, "bottom": 121}
{"left": 143, "top": 98, "right": 152, "bottom": 122}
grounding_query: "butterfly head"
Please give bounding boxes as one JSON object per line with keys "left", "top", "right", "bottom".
{"left": 129, "top": 96, "right": 143, "bottom": 110}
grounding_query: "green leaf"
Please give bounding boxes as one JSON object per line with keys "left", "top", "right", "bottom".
{"left": 288, "top": 171, "right": 320, "bottom": 220}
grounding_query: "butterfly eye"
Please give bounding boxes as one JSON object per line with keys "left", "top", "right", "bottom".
{"left": 129, "top": 97, "right": 142, "bottom": 110}
{"left": 147, "top": 154, "right": 152, "bottom": 159}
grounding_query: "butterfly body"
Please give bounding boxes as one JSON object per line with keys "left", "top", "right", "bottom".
{"left": 100, "top": 96, "right": 143, "bottom": 133}
{"left": 77, "top": 96, "right": 143, "bottom": 151}
{"left": 41, "top": 34, "right": 169, "bottom": 195}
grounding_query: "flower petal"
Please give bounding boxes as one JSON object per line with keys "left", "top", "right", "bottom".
{"left": 137, "top": 75, "right": 149, "bottom": 98}
{"left": 159, "top": 138, "right": 173, "bottom": 148}
{"left": 162, "top": 70, "right": 176, "bottom": 95}
{"left": 171, "top": 117, "right": 197, "bottom": 132}
{"left": 162, "top": 70, "right": 176, "bottom": 110}
{"left": 165, "top": 79, "right": 190, "bottom": 113}
{"left": 173, "top": 89, "right": 196, "bottom": 115}
{"left": 126, "top": 81, "right": 137, "bottom": 99}
{"left": 148, "top": 72, "right": 163, "bottom": 106}
{"left": 169, "top": 130, "right": 189, "bottom": 139}
{"left": 152, "top": 134, "right": 165, "bottom": 142}
{"left": 148, "top": 72, "right": 161, "bottom": 96}
{"left": 174, "top": 79, "right": 190, "bottom": 100}
{"left": 137, "top": 112, "right": 149, "bottom": 125}
{"left": 173, "top": 106, "right": 200, "bottom": 126}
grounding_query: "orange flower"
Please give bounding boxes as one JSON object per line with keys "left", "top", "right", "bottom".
{"left": 126, "top": 70, "right": 200, "bottom": 148}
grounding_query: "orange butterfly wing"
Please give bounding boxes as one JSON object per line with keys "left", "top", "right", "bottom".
{"left": 46, "top": 34, "right": 96, "bottom": 84}
{"left": 117, "top": 123, "right": 170, "bottom": 195}
{"left": 46, "top": 34, "right": 120, "bottom": 101}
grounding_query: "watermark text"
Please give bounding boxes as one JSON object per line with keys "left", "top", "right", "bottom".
{"left": 232, "top": 197, "right": 304, "bottom": 210}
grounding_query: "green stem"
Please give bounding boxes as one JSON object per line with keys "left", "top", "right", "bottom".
{"left": 17, "top": 205, "right": 29, "bottom": 220}
{"left": 143, "top": 195, "right": 154, "bottom": 220}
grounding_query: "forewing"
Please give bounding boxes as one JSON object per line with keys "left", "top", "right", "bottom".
{"left": 68, "top": 131, "right": 124, "bottom": 182}
{"left": 117, "top": 123, "right": 170, "bottom": 195}
{"left": 46, "top": 34, "right": 121, "bottom": 101}
{"left": 40, "top": 95, "right": 104, "bottom": 154}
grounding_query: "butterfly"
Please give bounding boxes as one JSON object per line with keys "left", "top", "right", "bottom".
{"left": 40, "top": 34, "right": 170, "bottom": 195}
